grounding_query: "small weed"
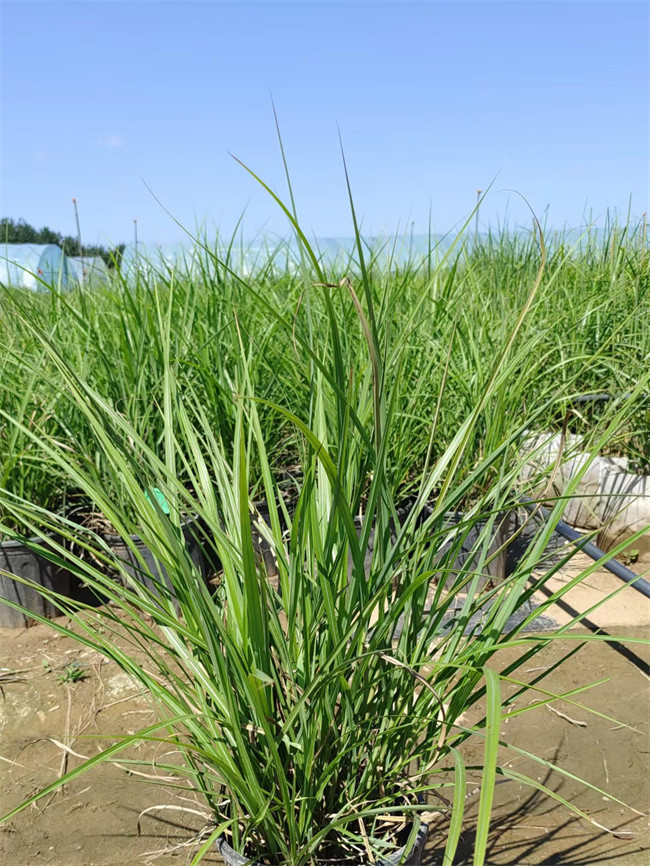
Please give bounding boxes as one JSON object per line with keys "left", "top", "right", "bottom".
{"left": 57, "top": 662, "right": 89, "bottom": 685}
{"left": 621, "top": 548, "right": 640, "bottom": 567}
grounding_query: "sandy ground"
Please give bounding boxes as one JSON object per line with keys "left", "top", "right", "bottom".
{"left": 0, "top": 558, "right": 648, "bottom": 866}
{"left": 531, "top": 550, "right": 650, "bottom": 631}
{"left": 445, "top": 629, "right": 650, "bottom": 865}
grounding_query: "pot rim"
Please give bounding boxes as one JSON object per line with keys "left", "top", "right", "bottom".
{"left": 102, "top": 516, "right": 199, "bottom": 544}
{"left": 215, "top": 819, "right": 429, "bottom": 866}
{"left": 0, "top": 534, "right": 56, "bottom": 550}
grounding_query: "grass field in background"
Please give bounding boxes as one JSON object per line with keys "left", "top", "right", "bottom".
{"left": 0, "top": 219, "right": 648, "bottom": 528}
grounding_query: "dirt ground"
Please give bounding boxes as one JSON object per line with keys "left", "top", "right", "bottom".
{"left": 0, "top": 561, "right": 648, "bottom": 866}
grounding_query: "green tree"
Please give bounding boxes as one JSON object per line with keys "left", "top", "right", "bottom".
{"left": 1, "top": 217, "right": 119, "bottom": 267}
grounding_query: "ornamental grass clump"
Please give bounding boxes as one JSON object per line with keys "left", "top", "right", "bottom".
{"left": 0, "top": 346, "right": 71, "bottom": 535}
{"left": 0, "top": 176, "right": 648, "bottom": 865}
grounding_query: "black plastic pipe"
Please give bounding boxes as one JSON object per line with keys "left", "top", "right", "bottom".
{"left": 570, "top": 391, "right": 648, "bottom": 403}
{"left": 519, "top": 496, "right": 650, "bottom": 599}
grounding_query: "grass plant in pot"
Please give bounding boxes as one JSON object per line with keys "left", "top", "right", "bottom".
{"left": 1, "top": 181, "right": 648, "bottom": 864}
{"left": 0, "top": 278, "right": 230, "bottom": 610}
{"left": 0, "top": 353, "right": 74, "bottom": 627}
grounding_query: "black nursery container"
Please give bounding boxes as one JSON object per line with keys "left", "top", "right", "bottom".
{"left": 247, "top": 498, "right": 511, "bottom": 587}
{"left": 352, "top": 505, "right": 509, "bottom": 587}
{"left": 0, "top": 537, "right": 72, "bottom": 628}
{"left": 438, "top": 510, "right": 508, "bottom": 586}
{"left": 104, "top": 520, "right": 212, "bottom": 603}
{"left": 504, "top": 505, "right": 568, "bottom": 575}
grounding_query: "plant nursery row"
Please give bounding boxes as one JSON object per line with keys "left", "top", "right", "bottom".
{"left": 0, "top": 204, "right": 648, "bottom": 865}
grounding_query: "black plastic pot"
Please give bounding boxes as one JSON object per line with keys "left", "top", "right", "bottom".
{"left": 216, "top": 821, "right": 429, "bottom": 866}
{"left": 0, "top": 537, "right": 71, "bottom": 629}
{"left": 104, "top": 520, "right": 212, "bottom": 603}
{"left": 504, "top": 506, "right": 567, "bottom": 576}
{"left": 217, "top": 499, "right": 511, "bottom": 596}
{"left": 352, "top": 507, "right": 508, "bottom": 587}
{"left": 438, "top": 511, "right": 508, "bottom": 586}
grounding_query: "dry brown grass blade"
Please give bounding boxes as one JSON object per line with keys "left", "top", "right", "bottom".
{"left": 137, "top": 803, "right": 212, "bottom": 836}
{"left": 546, "top": 705, "right": 587, "bottom": 727}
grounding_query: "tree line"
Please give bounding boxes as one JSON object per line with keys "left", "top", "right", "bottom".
{"left": 1, "top": 218, "right": 124, "bottom": 267}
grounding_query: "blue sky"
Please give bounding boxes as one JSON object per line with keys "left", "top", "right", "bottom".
{"left": 1, "top": 0, "right": 648, "bottom": 246}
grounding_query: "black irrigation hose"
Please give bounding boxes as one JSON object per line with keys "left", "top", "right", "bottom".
{"left": 519, "top": 496, "right": 650, "bottom": 599}
{"left": 570, "top": 391, "right": 649, "bottom": 404}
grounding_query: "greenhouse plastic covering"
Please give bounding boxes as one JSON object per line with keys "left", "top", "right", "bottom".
{"left": 0, "top": 244, "right": 70, "bottom": 291}
{"left": 67, "top": 256, "right": 110, "bottom": 286}
{"left": 120, "top": 242, "right": 201, "bottom": 285}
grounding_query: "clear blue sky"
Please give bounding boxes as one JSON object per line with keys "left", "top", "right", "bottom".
{"left": 1, "top": 0, "right": 648, "bottom": 246}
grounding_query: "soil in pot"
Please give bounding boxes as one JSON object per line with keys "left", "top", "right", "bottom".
{"left": 0, "top": 537, "right": 72, "bottom": 628}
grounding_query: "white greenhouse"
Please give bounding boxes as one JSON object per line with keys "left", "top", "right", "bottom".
{"left": 120, "top": 242, "right": 200, "bottom": 286}
{"left": 0, "top": 244, "right": 71, "bottom": 291}
{"left": 67, "top": 256, "right": 110, "bottom": 287}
